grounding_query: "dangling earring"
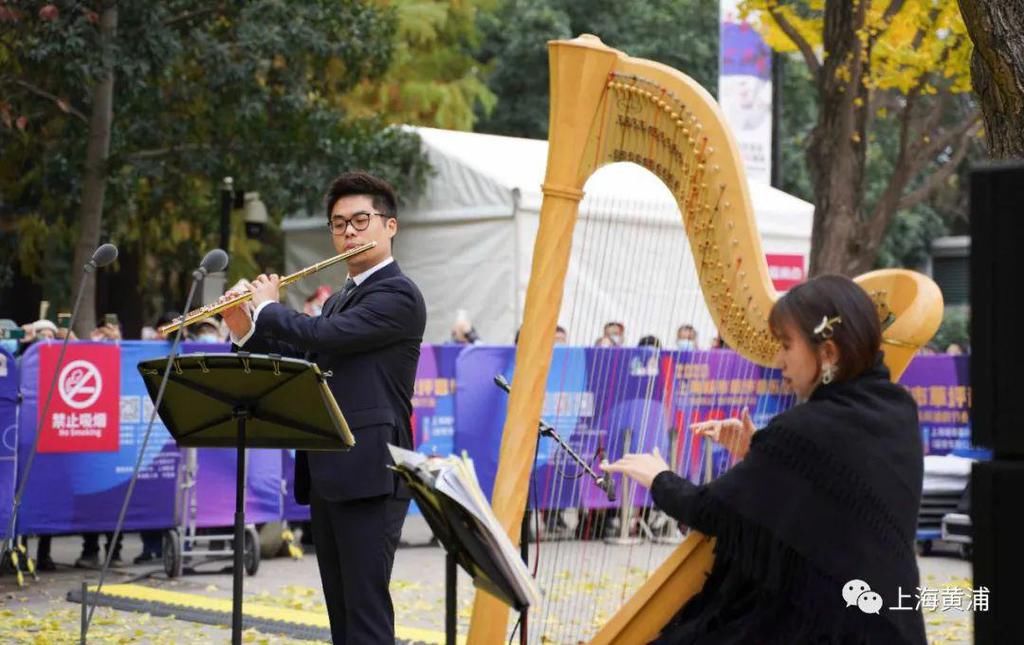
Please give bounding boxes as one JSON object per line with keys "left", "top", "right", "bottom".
{"left": 821, "top": 362, "right": 837, "bottom": 385}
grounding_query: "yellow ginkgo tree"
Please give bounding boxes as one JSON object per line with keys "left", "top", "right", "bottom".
{"left": 342, "top": 0, "right": 497, "bottom": 131}
{"left": 744, "top": 0, "right": 981, "bottom": 275}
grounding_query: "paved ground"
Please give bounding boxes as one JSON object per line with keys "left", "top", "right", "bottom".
{"left": 0, "top": 517, "right": 974, "bottom": 644}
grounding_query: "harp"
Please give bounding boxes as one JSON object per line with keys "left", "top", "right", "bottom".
{"left": 468, "top": 35, "right": 943, "bottom": 643}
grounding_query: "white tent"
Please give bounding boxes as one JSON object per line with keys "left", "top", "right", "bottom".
{"left": 282, "top": 126, "right": 813, "bottom": 346}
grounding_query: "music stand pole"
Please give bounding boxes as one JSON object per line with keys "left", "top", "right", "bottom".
{"left": 445, "top": 551, "right": 457, "bottom": 645}
{"left": 136, "top": 353, "right": 353, "bottom": 645}
{"left": 231, "top": 409, "right": 248, "bottom": 642}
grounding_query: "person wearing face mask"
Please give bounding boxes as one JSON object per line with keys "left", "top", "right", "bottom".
{"left": 603, "top": 275, "right": 927, "bottom": 644}
{"left": 0, "top": 319, "right": 21, "bottom": 357}
{"left": 676, "top": 324, "right": 698, "bottom": 351}
{"left": 189, "top": 320, "right": 222, "bottom": 343}
{"left": 601, "top": 321, "right": 625, "bottom": 347}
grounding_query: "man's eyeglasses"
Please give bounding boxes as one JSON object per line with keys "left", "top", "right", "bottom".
{"left": 327, "top": 211, "right": 388, "bottom": 234}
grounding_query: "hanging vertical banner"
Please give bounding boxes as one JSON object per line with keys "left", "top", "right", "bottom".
{"left": 37, "top": 343, "right": 120, "bottom": 453}
{"left": 719, "top": 0, "right": 773, "bottom": 184}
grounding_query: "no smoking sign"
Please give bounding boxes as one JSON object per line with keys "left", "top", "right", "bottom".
{"left": 59, "top": 360, "right": 103, "bottom": 409}
{"left": 38, "top": 344, "right": 120, "bottom": 453}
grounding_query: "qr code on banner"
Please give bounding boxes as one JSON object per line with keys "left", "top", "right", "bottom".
{"left": 142, "top": 397, "right": 155, "bottom": 423}
{"left": 120, "top": 396, "right": 141, "bottom": 424}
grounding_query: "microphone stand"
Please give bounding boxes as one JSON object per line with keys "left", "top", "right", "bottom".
{"left": 2, "top": 247, "right": 115, "bottom": 585}
{"left": 81, "top": 252, "right": 225, "bottom": 643}
{"left": 493, "top": 375, "right": 616, "bottom": 503}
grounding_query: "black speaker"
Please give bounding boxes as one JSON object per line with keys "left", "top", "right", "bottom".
{"left": 969, "top": 162, "right": 1024, "bottom": 457}
{"left": 969, "top": 162, "right": 1024, "bottom": 645}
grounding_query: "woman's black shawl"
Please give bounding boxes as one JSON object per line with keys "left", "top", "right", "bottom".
{"left": 649, "top": 356, "right": 927, "bottom": 644}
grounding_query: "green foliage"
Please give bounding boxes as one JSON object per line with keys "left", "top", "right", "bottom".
{"left": 931, "top": 306, "right": 969, "bottom": 351}
{"left": 343, "top": 0, "right": 497, "bottom": 130}
{"left": 474, "top": 0, "right": 718, "bottom": 139}
{"left": 0, "top": 0, "right": 430, "bottom": 316}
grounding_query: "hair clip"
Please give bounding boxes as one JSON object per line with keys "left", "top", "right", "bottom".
{"left": 814, "top": 315, "right": 843, "bottom": 340}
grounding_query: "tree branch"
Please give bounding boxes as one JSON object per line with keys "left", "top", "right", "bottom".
{"left": 123, "top": 143, "right": 213, "bottom": 161}
{"left": 881, "top": 0, "right": 907, "bottom": 25}
{"left": 913, "top": 108, "right": 982, "bottom": 168}
{"left": 164, "top": 5, "right": 222, "bottom": 28}
{"left": 767, "top": 6, "right": 820, "bottom": 79}
{"left": 7, "top": 79, "right": 89, "bottom": 123}
{"left": 896, "top": 123, "right": 978, "bottom": 211}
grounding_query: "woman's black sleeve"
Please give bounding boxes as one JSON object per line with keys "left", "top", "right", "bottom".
{"left": 649, "top": 471, "right": 716, "bottom": 534}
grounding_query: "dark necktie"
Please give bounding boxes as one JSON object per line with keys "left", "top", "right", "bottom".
{"left": 323, "top": 278, "right": 357, "bottom": 318}
{"left": 340, "top": 277, "right": 357, "bottom": 299}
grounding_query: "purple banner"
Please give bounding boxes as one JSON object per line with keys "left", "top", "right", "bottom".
{"left": 0, "top": 348, "right": 17, "bottom": 539}
{"left": 898, "top": 355, "right": 971, "bottom": 455}
{"left": 411, "top": 345, "right": 462, "bottom": 457}
{"left": 456, "top": 348, "right": 967, "bottom": 509}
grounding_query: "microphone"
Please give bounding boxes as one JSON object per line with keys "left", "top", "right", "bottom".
{"left": 491, "top": 373, "right": 615, "bottom": 502}
{"left": 4, "top": 243, "right": 119, "bottom": 580}
{"left": 83, "top": 248, "right": 230, "bottom": 639}
{"left": 193, "top": 248, "right": 229, "bottom": 280}
{"left": 494, "top": 374, "right": 511, "bottom": 393}
{"left": 85, "top": 243, "right": 118, "bottom": 273}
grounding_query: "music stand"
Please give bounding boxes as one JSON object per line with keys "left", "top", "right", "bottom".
{"left": 137, "top": 352, "right": 353, "bottom": 645}
{"left": 393, "top": 462, "right": 530, "bottom": 645}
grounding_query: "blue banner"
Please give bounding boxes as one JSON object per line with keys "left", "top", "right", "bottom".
{"left": 5, "top": 342, "right": 974, "bottom": 535}
{"left": 0, "top": 348, "right": 18, "bottom": 539}
{"left": 17, "top": 341, "right": 180, "bottom": 534}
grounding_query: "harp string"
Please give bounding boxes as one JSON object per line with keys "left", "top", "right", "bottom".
{"left": 520, "top": 68, "right": 793, "bottom": 642}
{"left": 534, "top": 184, "right": 734, "bottom": 643}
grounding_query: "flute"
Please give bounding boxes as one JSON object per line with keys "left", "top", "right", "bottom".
{"left": 157, "top": 241, "right": 377, "bottom": 335}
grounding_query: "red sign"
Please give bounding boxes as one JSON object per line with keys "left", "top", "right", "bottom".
{"left": 38, "top": 343, "right": 120, "bottom": 453}
{"left": 765, "top": 253, "right": 806, "bottom": 291}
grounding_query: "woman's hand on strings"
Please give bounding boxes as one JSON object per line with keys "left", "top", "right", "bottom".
{"left": 692, "top": 407, "right": 756, "bottom": 460}
{"left": 601, "top": 446, "right": 671, "bottom": 489}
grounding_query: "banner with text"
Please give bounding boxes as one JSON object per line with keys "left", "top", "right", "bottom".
{"left": 719, "top": 0, "right": 773, "bottom": 184}
{"left": 456, "top": 347, "right": 969, "bottom": 508}
{"left": 17, "top": 341, "right": 179, "bottom": 534}
{"left": 0, "top": 348, "right": 18, "bottom": 539}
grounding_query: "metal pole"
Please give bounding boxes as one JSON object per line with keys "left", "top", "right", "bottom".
{"left": 80, "top": 581, "right": 88, "bottom": 645}
{"left": 220, "top": 177, "right": 234, "bottom": 255}
{"left": 770, "top": 51, "right": 784, "bottom": 189}
{"left": 445, "top": 551, "right": 457, "bottom": 645}
{"left": 231, "top": 411, "right": 247, "bottom": 645}
{"left": 606, "top": 428, "right": 641, "bottom": 545}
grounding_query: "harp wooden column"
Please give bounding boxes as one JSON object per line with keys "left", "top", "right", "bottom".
{"left": 466, "top": 38, "right": 618, "bottom": 644}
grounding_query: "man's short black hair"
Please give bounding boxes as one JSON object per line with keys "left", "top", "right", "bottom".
{"left": 324, "top": 171, "right": 398, "bottom": 222}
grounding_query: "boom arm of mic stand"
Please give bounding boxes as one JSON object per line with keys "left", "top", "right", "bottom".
{"left": 493, "top": 375, "right": 616, "bottom": 502}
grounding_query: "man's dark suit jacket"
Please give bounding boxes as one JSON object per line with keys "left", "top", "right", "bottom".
{"left": 240, "top": 261, "right": 425, "bottom": 503}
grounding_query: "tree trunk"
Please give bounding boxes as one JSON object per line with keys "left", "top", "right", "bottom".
{"left": 70, "top": 4, "right": 117, "bottom": 338}
{"left": 807, "top": 0, "right": 872, "bottom": 277}
{"left": 959, "top": 0, "right": 1024, "bottom": 158}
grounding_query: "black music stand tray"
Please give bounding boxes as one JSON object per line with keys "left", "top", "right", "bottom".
{"left": 392, "top": 458, "right": 530, "bottom": 645}
{"left": 137, "top": 352, "right": 353, "bottom": 645}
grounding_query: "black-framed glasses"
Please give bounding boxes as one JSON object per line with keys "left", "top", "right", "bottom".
{"left": 327, "top": 211, "right": 387, "bottom": 234}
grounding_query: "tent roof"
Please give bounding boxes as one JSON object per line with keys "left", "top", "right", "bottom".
{"left": 284, "top": 126, "right": 813, "bottom": 239}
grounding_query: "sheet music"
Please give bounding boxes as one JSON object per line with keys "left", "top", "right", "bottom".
{"left": 388, "top": 445, "right": 542, "bottom": 608}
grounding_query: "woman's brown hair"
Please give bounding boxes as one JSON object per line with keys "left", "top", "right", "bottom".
{"left": 768, "top": 275, "right": 882, "bottom": 382}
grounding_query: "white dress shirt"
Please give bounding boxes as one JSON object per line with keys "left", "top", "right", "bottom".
{"left": 232, "top": 256, "right": 395, "bottom": 347}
